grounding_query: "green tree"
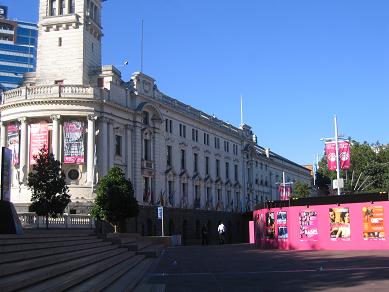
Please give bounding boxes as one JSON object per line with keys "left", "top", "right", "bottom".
{"left": 91, "top": 167, "right": 139, "bottom": 232}
{"left": 291, "top": 181, "right": 310, "bottom": 198}
{"left": 28, "top": 146, "right": 70, "bottom": 229}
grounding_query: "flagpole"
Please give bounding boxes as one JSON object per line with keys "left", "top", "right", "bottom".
{"left": 334, "top": 115, "right": 341, "bottom": 196}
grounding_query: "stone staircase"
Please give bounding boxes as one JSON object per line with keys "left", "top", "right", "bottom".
{"left": 0, "top": 230, "right": 164, "bottom": 292}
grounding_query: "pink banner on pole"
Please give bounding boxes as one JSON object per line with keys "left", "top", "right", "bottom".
{"left": 325, "top": 142, "right": 337, "bottom": 171}
{"left": 64, "top": 121, "right": 85, "bottom": 164}
{"left": 7, "top": 123, "right": 19, "bottom": 165}
{"left": 30, "top": 122, "right": 49, "bottom": 164}
{"left": 339, "top": 141, "right": 350, "bottom": 170}
{"left": 279, "top": 185, "right": 291, "bottom": 201}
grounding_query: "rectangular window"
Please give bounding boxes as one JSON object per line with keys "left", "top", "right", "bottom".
{"left": 143, "top": 177, "right": 150, "bottom": 202}
{"left": 168, "top": 181, "right": 173, "bottom": 197}
{"left": 233, "top": 144, "right": 238, "bottom": 155}
{"left": 165, "top": 119, "right": 173, "bottom": 133}
{"left": 58, "top": 37, "right": 62, "bottom": 47}
{"left": 167, "top": 145, "right": 172, "bottom": 167}
{"left": 224, "top": 141, "right": 230, "bottom": 152}
{"left": 192, "top": 129, "right": 198, "bottom": 142}
{"left": 59, "top": 0, "right": 65, "bottom": 15}
{"left": 142, "top": 111, "right": 149, "bottom": 125}
{"left": 216, "top": 159, "right": 220, "bottom": 177}
{"left": 234, "top": 164, "right": 238, "bottom": 181}
{"left": 207, "top": 187, "right": 211, "bottom": 202}
{"left": 225, "top": 162, "right": 229, "bottom": 180}
{"left": 214, "top": 137, "right": 220, "bottom": 149}
{"left": 144, "top": 139, "right": 151, "bottom": 161}
{"left": 204, "top": 133, "right": 209, "bottom": 145}
{"left": 179, "top": 124, "right": 186, "bottom": 138}
{"left": 181, "top": 149, "right": 186, "bottom": 170}
{"left": 194, "top": 153, "right": 198, "bottom": 173}
{"left": 115, "top": 135, "right": 122, "bottom": 156}
{"left": 205, "top": 156, "right": 209, "bottom": 176}
{"left": 50, "top": 0, "right": 57, "bottom": 16}
{"left": 217, "top": 189, "right": 221, "bottom": 202}
{"left": 69, "top": 0, "right": 75, "bottom": 13}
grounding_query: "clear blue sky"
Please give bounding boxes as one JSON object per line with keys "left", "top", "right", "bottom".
{"left": 4, "top": 0, "right": 389, "bottom": 165}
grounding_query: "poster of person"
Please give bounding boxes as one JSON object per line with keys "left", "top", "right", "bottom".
{"left": 299, "top": 210, "right": 319, "bottom": 241}
{"left": 277, "top": 211, "right": 288, "bottom": 239}
{"left": 7, "top": 123, "right": 19, "bottom": 165}
{"left": 362, "top": 206, "right": 385, "bottom": 240}
{"left": 329, "top": 208, "right": 350, "bottom": 241}
{"left": 29, "top": 123, "right": 49, "bottom": 164}
{"left": 265, "top": 212, "right": 275, "bottom": 239}
{"left": 64, "top": 121, "right": 85, "bottom": 164}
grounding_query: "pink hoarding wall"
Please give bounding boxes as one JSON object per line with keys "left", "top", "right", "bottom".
{"left": 249, "top": 221, "right": 255, "bottom": 244}
{"left": 253, "top": 201, "right": 389, "bottom": 250}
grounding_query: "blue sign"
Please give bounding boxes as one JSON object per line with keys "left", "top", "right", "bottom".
{"left": 0, "top": 6, "right": 8, "bottom": 19}
{"left": 157, "top": 206, "right": 163, "bottom": 220}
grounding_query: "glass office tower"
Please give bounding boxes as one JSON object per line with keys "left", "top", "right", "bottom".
{"left": 0, "top": 6, "right": 37, "bottom": 91}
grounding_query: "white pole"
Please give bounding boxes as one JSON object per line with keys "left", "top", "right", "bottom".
{"left": 334, "top": 115, "right": 341, "bottom": 196}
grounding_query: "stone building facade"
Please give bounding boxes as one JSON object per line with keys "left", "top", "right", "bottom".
{"left": 0, "top": 0, "right": 311, "bottom": 242}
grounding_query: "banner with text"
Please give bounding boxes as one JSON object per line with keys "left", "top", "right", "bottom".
{"left": 339, "top": 141, "right": 350, "bottom": 170}
{"left": 325, "top": 142, "right": 337, "bottom": 171}
{"left": 7, "top": 123, "right": 19, "bottom": 165}
{"left": 278, "top": 185, "right": 291, "bottom": 201}
{"left": 29, "top": 123, "right": 49, "bottom": 164}
{"left": 64, "top": 121, "right": 85, "bottom": 164}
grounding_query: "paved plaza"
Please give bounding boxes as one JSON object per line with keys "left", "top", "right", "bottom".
{"left": 143, "top": 244, "right": 389, "bottom": 291}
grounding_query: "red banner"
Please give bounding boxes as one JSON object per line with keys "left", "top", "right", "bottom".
{"left": 30, "top": 122, "right": 49, "bottom": 164}
{"left": 325, "top": 141, "right": 350, "bottom": 171}
{"left": 325, "top": 142, "right": 337, "bottom": 171}
{"left": 278, "top": 185, "right": 291, "bottom": 200}
{"left": 339, "top": 141, "right": 350, "bottom": 170}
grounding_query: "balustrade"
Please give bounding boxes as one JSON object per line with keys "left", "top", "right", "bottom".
{"left": 17, "top": 212, "right": 94, "bottom": 229}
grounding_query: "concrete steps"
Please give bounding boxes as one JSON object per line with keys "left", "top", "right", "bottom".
{"left": 0, "top": 230, "right": 164, "bottom": 292}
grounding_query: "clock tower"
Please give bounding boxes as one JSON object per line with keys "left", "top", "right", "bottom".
{"left": 35, "top": 0, "right": 103, "bottom": 86}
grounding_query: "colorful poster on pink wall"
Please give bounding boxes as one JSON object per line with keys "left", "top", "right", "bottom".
{"left": 362, "top": 206, "right": 385, "bottom": 241}
{"left": 277, "top": 211, "right": 288, "bottom": 239}
{"left": 299, "top": 210, "right": 319, "bottom": 241}
{"left": 29, "top": 123, "right": 49, "bottom": 164}
{"left": 330, "top": 207, "right": 350, "bottom": 241}
{"left": 265, "top": 212, "right": 275, "bottom": 239}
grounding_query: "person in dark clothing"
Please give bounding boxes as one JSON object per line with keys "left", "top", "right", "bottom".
{"left": 201, "top": 224, "right": 208, "bottom": 245}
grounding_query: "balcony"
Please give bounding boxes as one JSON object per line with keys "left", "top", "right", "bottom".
{"left": 142, "top": 160, "right": 154, "bottom": 170}
{"left": 2, "top": 85, "right": 107, "bottom": 104}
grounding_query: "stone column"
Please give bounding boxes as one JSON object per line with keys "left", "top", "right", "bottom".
{"left": 1, "top": 121, "right": 7, "bottom": 148}
{"left": 108, "top": 120, "right": 114, "bottom": 170}
{"left": 18, "top": 117, "right": 28, "bottom": 183}
{"left": 87, "top": 115, "right": 97, "bottom": 185}
{"left": 125, "top": 125, "right": 133, "bottom": 181}
{"left": 99, "top": 117, "right": 109, "bottom": 177}
{"left": 132, "top": 121, "right": 143, "bottom": 203}
{"left": 51, "top": 115, "right": 60, "bottom": 161}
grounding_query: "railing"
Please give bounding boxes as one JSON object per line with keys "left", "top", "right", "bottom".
{"left": 18, "top": 212, "right": 95, "bottom": 229}
{"left": 2, "top": 85, "right": 102, "bottom": 103}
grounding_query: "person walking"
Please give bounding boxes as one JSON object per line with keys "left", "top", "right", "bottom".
{"left": 217, "top": 221, "right": 226, "bottom": 244}
{"left": 201, "top": 224, "right": 208, "bottom": 245}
